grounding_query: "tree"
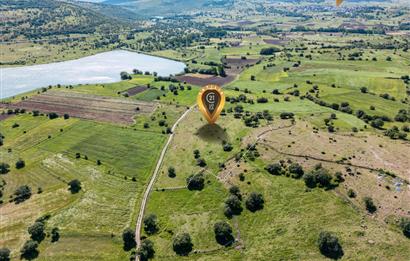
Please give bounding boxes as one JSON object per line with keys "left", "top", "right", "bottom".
{"left": 20, "top": 240, "right": 39, "bottom": 260}
{"left": 143, "top": 214, "right": 158, "bottom": 235}
{"left": 401, "top": 218, "right": 410, "bottom": 238}
{"left": 51, "top": 227, "right": 60, "bottom": 242}
{"left": 363, "top": 197, "right": 377, "bottom": 213}
{"left": 186, "top": 173, "right": 205, "bottom": 191}
{"left": 63, "top": 114, "right": 70, "bottom": 120}
{"left": 303, "top": 172, "right": 316, "bottom": 188}
{"left": 14, "top": 185, "right": 32, "bottom": 203}
{"left": 122, "top": 228, "right": 136, "bottom": 251}
{"left": 245, "top": 192, "right": 264, "bottom": 212}
{"left": 317, "top": 231, "right": 343, "bottom": 259}
{"left": 0, "top": 248, "right": 10, "bottom": 261}
{"left": 0, "top": 163, "right": 10, "bottom": 174}
{"left": 137, "top": 239, "right": 155, "bottom": 261}
{"left": 120, "top": 71, "right": 132, "bottom": 80}
{"left": 360, "top": 87, "right": 368, "bottom": 93}
{"left": 167, "top": 167, "right": 176, "bottom": 178}
{"left": 28, "top": 222, "right": 45, "bottom": 242}
{"left": 15, "top": 159, "right": 25, "bottom": 169}
{"left": 48, "top": 112, "right": 59, "bottom": 119}
{"left": 214, "top": 221, "right": 234, "bottom": 246}
{"left": 172, "top": 233, "right": 193, "bottom": 256}
{"left": 260, "top": 47, "right": 281, "bottom": 55}
{"left": 229, "top": 186, "right": 242, "bottom": 200}
{"left": 224, "top": 195, "right": 243, "bottom": 218}
{"left": 68, "top": 179, "right": 81, "bottom": 194}
{"left": 370, "top": 119, "right": 384, "bottom": 129}
{"left": 289, "top": 163, "right": 304, "bottom": 178}
{"left": 265, "top": 163, "right": 282, "bottom": 175}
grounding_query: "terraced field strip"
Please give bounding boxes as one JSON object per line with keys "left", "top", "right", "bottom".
{"left": 4, "top": 91, "right": 157, "bottom": 124}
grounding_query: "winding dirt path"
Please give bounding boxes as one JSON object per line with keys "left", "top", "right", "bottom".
{"left": 135, "top": 105, "right": 196, "bottom": 260}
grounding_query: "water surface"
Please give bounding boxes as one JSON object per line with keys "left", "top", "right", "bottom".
{"left": 1, "top": 50, "right": 186, "bottom": 98}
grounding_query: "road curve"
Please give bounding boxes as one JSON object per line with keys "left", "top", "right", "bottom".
{"left": 135, "top": 105, "right": 196, "bottom": 260}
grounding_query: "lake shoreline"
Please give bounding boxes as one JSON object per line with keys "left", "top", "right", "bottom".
{"left": 1, "top": 50, "right": 186, "bottom": 99}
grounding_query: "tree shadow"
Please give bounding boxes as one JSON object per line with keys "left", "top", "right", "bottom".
{"left": 195, "top": 124, "right": 228, "bottom": 143}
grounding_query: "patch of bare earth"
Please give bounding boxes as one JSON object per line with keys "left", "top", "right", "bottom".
{"left": 2, "top": 90, "right": 157, "bottom": 124}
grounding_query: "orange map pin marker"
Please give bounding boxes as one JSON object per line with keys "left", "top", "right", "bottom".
{"left": 336, "top": 0, "right": 344, "bottom": 6}
{"left": 197, "top": 84, "right": 225, "bottom": 124}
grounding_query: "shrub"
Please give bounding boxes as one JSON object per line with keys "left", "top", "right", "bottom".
{"left": 68, "top": 179, "right": 81, "bottom": 194}
{"left": 14, "top": 185, "right": 32, "bottom": 203}
{"left": 137, "top": 239, "right": 155, "bottom": 261}
{"left": 196, "top": 157, "right": 207, "bottom": 167}
{"left": 186, "top": 173, "right": 205, "bottom": 190}
{"left": 347, "top": 189, "right": 356, "bottom": 198}
{"left": 16, "top": 159, "right": 25, "bottom": 169}
{"left": 317, "top": 231, "right": 344, "bottom": 259}
{"left": 0, "top": 248, "right": 10, "bottom": 261}
{"left": 63, "top": 114, "right": 70, "bottom": 119}
{"left": 0, "top": 163, "right": 10, "bottom": 174}
{"left": 143, "top": 214, "right": 158, "bottom": 235}
{"left": 223, "top": 143, "right": 233, "bottom": 152}
{"left": 122, "top": 228, "right": 136, "bottom": 251}
{"left": 214, "top": 221, "right": 234, "bottom": 246}
{"left": 280, "top": 112, "right": 294, "bottom": 119}
{"left": 28, "top": 222, "right": 45, "bottom": 242}
{"left": 363, "top": 197, "right": 377, "bottom": 213}
{"left": 172, "top": 233, "right": 193, "bottom": 256}
{"left": 245, "top": 192, "right": 264, "bottom": 212}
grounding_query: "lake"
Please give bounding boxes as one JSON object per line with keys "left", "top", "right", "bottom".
{"left": 0, "top": 50, "right": 186, "bottom": 98}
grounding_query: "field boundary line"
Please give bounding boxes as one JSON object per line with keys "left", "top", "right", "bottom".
{"left": 135, "top": 105, "right": 196, "bottom": 260}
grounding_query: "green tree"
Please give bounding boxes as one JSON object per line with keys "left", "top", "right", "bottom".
{"left": 317, "top": 231, "right": 343, "bottom": 259}
{"left": 167, "top": 167, "right": 176, "bottom": 178}
{"left": 0, "top": 163, "right": 10, "bottom": 174}
{"left": 401, "top": 218, "right": 410, "bottom": 238}
{"left": 14, "top": 185, "right": 32, "bottom": 203}
{"left": 143, "top": 214, "right": 158, "bottom": 235}
{"left": 214, "top": 221, "right": 234, "bottom": 246}
{"left": 172, "top": 233, "right": 193, "bottom": 256}
{"left": 15, "top": 159, "right": 25, "bottom": 169}
{"left": 363, "top": 197, "right": 377, "bottom": 213}
{"left": 20, "top": 240, "right": 39, "bottom": 260}
{"left": 228, "top": 186, "right": 242, "bottom": 200}
{"left": 224, "top": 195, "right": 243, "bottom": 218}
{"left": 28, "top": 222, "right": 45, "bottom": 242}
{"left": 265, "top": 163, "right": 282, "bottom": 175}
{"left": 68, "top": 179, "right": 81, "bottom": 194}
{"left": 137, "top": 239, "right": 155, "bottom": 261}
{"left": 122, "top": 228, "right": 136, "bottom": 251}
{"left": 51, "top": 227, "right": 60, "bottom": 242}
{"left": 186, "top": 173, "right": 205, "bottom": 191}
{"left": 245, "top": 192, "right": 264, "bottom": 212}
{"left": 289, "top": 163, "right": 304, "bottom": 178}
{"left": 0, "top": 248, "right": 10, "bottom": 261}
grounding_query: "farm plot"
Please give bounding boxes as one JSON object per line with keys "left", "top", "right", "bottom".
{"left": 176, "top": 74, "right": 235, "bottom": 87}
{"left": 122, "top": 85, "right": 148, "bottom": 96}
{"left": 5, "top": 91, "right": 157, "bottom": 124}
